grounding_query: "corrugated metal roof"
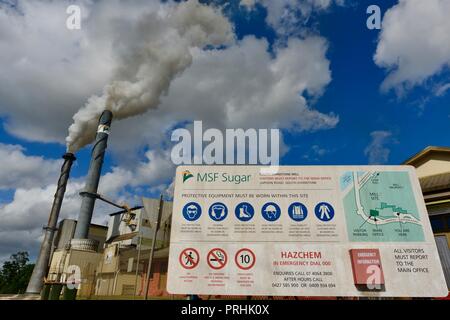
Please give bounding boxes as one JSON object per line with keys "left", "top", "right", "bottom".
{"left": 420, "top": 172, "right": 450, "bottom": 193}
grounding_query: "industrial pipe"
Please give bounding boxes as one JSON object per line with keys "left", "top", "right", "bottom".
{"left": 26, "top": 152, "right": 76, "bottom": 294}
{"left": 73, "top": 110, "right": 113, "bottom": 240}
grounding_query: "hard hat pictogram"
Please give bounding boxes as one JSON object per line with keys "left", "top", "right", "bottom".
{"left": 261, "top": 202, "right": 281, "bottom": 222}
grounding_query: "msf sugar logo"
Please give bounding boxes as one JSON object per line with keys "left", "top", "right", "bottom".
{"left": 182, "top": 170, "right": 194, "bottom": 183}
{"left": 171, "top": 121, "right": 280, "bottom": 174}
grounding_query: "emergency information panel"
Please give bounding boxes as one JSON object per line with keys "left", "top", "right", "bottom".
{"left": 167, "top": 165, "right": 448, "bottom": 297}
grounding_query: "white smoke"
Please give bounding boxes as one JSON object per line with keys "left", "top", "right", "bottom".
{"left": 66, "top": 0, "right": 233, "bottom": 152}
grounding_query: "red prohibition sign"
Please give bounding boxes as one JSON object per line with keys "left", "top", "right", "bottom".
{"left": 235, "top": 248, "right": 256, "bottom": 270}
{"left": 179, "top": 248, "right": 199, "bottom": 269}
{"left": 207, "top": 248, "right": 227, "bottom": 270}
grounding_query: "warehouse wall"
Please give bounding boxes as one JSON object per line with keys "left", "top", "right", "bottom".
{"left": 67, "top": 250, "right": 102, "bottom": 297}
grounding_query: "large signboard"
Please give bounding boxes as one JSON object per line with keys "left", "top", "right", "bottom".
{"left": 167, "top": 166, "right": 448, "bottom": 297}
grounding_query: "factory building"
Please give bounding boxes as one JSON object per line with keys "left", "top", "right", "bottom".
{"left": 43, "top": 197, "right": 173, "bottom": 298}
{"left": 94, "top": 198, "right": 172, "bottom": 297}
{"left": 46, "top": 220, "right": 107, "bottom": 297}
{"left": 403, "top": 146, "right": 450, "bottom": 289}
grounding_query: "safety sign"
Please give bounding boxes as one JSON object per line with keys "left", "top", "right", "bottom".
{"left": 207, "top": 248, "right": 227, "bottom": 270}
{"left": 235, "top": 202, "right": 254, "bottom": 222}
{"left": 349, "top": 248, "right": 385, "bottom": 287}
{"left": 235, "top": 248, "right": 256, "bottom": 270}
{"left": 261, "top": 202, "right": 281, "bottom": 222}
{"left": 288, "top": 202, "right": 308, "bottom": 222}
{"left": 179, "top": 248, "right": 199, "bottom": 270}
{"left": 182, "top": 202, "right": 201, "bottom": 221}
{"left": 314, "top": 202, "right": 334, "bottom": 222}
{"left": 168, "top": 166, "right": 448, "bottom": 298}
{"left": 209, "top": 202, "right": 228, "bottom": 221}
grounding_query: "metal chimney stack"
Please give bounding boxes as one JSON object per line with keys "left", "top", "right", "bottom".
{"left": 26, "top": 152, "right": 76, "bottom": 294}
{"left": 71, "top": 110, "right": 113, "bottom": 251}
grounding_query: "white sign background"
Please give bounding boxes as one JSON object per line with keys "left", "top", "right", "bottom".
{"left": 167, "top": 166, "right": 448, "bottom": 297}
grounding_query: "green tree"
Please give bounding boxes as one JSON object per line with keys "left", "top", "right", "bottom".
{"left": 0, "top": 251, "right": 35, "bottom": 294}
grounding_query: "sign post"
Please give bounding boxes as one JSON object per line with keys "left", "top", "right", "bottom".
{"left": 133, "top": 234, "right": 142, "bottom": 299}
{"left": 167, "top": 165, "right": 448, "bottom": 298}
{"left": 144, "top": 195, "right": 164, "bottom": 300}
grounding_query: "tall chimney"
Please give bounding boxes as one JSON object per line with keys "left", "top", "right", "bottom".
{"left": 71, "top": 110, "right": 112, "bottom": 250}
{"left": 26, "top": 152, "right": 76, "bottom": 294}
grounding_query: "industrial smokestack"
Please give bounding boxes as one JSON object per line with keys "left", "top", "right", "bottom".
{"left": 26, "top": 152, "right": 76, "bottom": 294}
{"left": 72, "top": 110, "right": 112, "bottom": 248}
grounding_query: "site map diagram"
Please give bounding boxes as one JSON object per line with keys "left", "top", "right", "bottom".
{"left": 341, "top": 171, "right": 425, "bottom": 242}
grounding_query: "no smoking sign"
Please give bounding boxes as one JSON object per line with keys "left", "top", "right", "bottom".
{"left": 207, "top": 248, "right": 227, "bottom": 270}
{"left": 235, "top": 248, "right": 256, "bottom": 270}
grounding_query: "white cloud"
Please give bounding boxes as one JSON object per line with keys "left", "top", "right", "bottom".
{"left": 0, "top": 179, "right": 82, "bottom": 261}
{"left": 99, "top": 149, "right": 175, "bottom": 195}
{"left": 0, "top": 0, "right": 118, "bottom": 143}
{"left": 240, "top": 0, "right": 345, "bottom": 36}
{"left": 240, "top": 0, "right": 257, "bottom": 10}
{"left": 0, "top": 229, "right": 44, "bottom": 264}
{"left": 0, "top": 182, "right": 81, "bottom": 233}
{"left": 106, "top": 35, "right": 338, "bottom": 161}
{"left": 302, "top": 144, "right": 329, "bottom": 161}
{"left": 0, "top": 143, "right": 61, "bottom": 190}
{"left": 364, "top": 131, "right": 392, "bottom": 165}
{"left": 374, "top": 0, "right": 450, "bottom": 94}
{"left": 435, "top": 83, "right": 450, "bottom": 97}
{"left": 0, "top": 142, "right": 79, "bottom": 259}
{"left": 312, "top": 145, "right": 328, "bottom": 156}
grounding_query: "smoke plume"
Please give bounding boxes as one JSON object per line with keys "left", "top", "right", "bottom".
{"left": 66, "top": 0, "right": 233, "bottom": 152}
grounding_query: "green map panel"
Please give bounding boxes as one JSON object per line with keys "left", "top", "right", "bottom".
{"left": 342, "top": 171, "right": 424, "bottom": 242}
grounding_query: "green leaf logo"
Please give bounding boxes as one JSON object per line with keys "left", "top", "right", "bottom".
{"left": 182, "top": 170, "right": 194, "bottom": 183}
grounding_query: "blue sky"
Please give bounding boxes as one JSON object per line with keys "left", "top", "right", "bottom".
{"left": 294, "top": 0, "right": 450, "bottom": 165}
{"left": 0, "top": 0, "right": 449, "bottom": 261}
{"left": 228, "top": 0, "right": 450, "bottom": 166}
